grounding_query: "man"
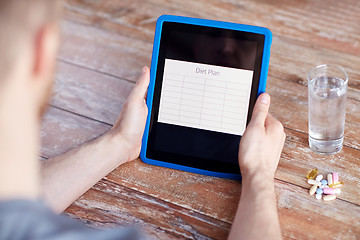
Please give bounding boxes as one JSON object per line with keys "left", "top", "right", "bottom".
{"left": 0, "top": 0, "right": 285, "bottom": 239}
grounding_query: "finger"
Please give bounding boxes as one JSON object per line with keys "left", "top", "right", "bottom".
{"left": 250, "top": 93, "right": 271, "bottom": 126}
{"left": 129, "top": 66, "right": 150, "bottom": 101}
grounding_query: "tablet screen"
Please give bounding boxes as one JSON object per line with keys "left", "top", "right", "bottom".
{"left": 146, "top": 21, "right": 265, "bottom": 174}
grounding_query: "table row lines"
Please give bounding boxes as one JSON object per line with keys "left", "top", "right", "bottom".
{"left": 159, "top": 106, "right": 245, "bottom": 121}
{"left": 162, "top": 84, "right": 249, "bottom": 98}
{"left": 160, "top": 96, "right": 247, "bottom": 109}
{"left": 165, "top": 73, "right": 251, "bottom": 87}
{"left": 160, "top": 102, "right": 246, "bottom": 116}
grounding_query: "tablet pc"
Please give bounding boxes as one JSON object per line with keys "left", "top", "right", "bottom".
{"left": 140, "top": 15, "right": 272, "bottom": 179}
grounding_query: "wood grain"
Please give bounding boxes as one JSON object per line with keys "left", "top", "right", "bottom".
{"left": 57, "top": 19, "right": 360, "bottom": 151}
{"left": 66, "top": 179, "right": 231, "bottom": 240}
{"left": 37, "top": 0, "right": 360, "bottom": 239}
{"left": 62, "top": 0, "right": 360, "bottom": 55}
{"left": 40, "top": 105, "right": 360, "bottom": 232}
{"left": 40, "top": 106, "right": 110, "bottom": 158}
{"left": 63, "top": 178, "right": 360, "bottom": 239}
{"left": 53, "top": 62, "right": 134, "bottom": 124}
{"left": 58, "top": 19, "right": 151, "bottom": 82}
{"left": 49, "top": 59, "right": 360, "bottom": 206}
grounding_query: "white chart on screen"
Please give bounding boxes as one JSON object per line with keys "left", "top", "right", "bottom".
{"left": 158, "top": 59, "right": 254, "bottom": 135}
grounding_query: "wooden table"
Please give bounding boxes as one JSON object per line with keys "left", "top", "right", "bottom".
{"left": 40, "top": 0, "right": 360, "bottom": 239}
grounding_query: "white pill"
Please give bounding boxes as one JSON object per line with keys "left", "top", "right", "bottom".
{"left": 327, "top": 173, "right": 333, "bottom": 186}
{"left": 335, "top": 188, "right": 341, "bottom": 194}
{"left": 307, "top": 179, "right": 321, "bottom": 186}
{"left": 315, "top": 174, "right": 323, "bottom": 181}
{"left": 309, "top": 185, "right": 317, "bottom": 195}
{"left": 315, "top": 194, "right": 322, "bottom": 200}
{"left": 323, "top": 194, "right": 336, "bottom": 201}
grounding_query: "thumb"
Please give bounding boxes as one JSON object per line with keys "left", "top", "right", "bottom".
{"left": 250, "top": 93, "right": 271, "bottom": 126}
{"left": 129, "top": 66, "right": 150, "bottom": 101}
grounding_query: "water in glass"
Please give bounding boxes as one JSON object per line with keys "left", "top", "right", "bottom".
{"left": 308, "top": 76, "right": 347, "bottom": 154}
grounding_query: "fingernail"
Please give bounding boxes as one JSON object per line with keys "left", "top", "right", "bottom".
{"left": 142, "top": 66, "right": 147, "bottom": 74}
{"left": 260, "top": 94, "right": 270, "bottom": 105}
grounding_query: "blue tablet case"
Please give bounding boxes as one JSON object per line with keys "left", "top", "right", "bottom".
{"left": 140, "top": 15, "right": 272, "bottom": 179}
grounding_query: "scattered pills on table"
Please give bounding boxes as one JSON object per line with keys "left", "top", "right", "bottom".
{"left": 306, "top": 170, "right": 343, "bottom": 202}
{"left": 309, "top": 185, "right": 317, "bottom": 195}
{"left": 332, "top": 172, "right": 339, "bottom": 183}
{"left": 327, "top": 173, "right": 333, "bottom": 185}
{"left": 316, "top": 188, "right": 323, "bottom": 194}
{"left": 323, "top": 195, "right": 337, "bottom": 201}
{"left": 307, "top": 168, "right": 318, "bottom": 179}
{"left": 315, "top": 174, "right": 323, "bottom": 181}
{"left": 307, "top": 179, "right": 321, "bottom": 186}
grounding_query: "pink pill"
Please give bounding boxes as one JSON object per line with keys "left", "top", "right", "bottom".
{"left": 323, "top": 188, "right": 340, "bottom": 195}
{"left": 332, "top": 172, "right": 339, "bottom": 183}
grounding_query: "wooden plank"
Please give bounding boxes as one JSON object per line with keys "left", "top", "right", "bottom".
{"left": 63, "top": 178, "right": 360, "bottom": 239}
{"left": 275, "top": 180, "right": 360, "bottom": 240}
{"left": 40, "top": 105, "right": 360, "bottom": 222}
{"left": 278, "top": 128, "right": 360, "bottom": 205}
{"left": 53, "top": 62, "right": 134, "bottom": 124}
{"left": 66, "top": 179, "right": 230, "bottom": 240}
{"left": 57, "top": 20, "right": 360, "bottom": 136}
{"left": 62, "top": 0, "right": 360, "bottom": 55}
{"left": 40, "top": 107, "right": 111, "bottom": 158}
{"left": 267, "top": 35, "right": 360, "bottom": 150}
{"left": 58, "top": 20, "right": 152, "bottom": 82}
{"left": 102, "top": 129, "right": 360, "bottom": 216}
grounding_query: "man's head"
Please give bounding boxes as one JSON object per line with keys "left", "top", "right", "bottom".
{"left": 0, "top": 0, "right": 61, "bottom": 117}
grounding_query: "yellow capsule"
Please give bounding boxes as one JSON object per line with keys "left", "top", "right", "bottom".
{"left": 307, "top": 168, "right": 318, "bottom": 179}
{"left": 329, "top": 182, "right": 344, "bottom": 188}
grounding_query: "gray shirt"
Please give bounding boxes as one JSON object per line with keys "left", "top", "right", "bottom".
{"left": 0, "top": 200, "right": 143, "bottom": 240}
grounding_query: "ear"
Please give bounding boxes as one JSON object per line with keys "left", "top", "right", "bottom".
{"left": 32, "top": 24, "right": 59, "bottom": 84}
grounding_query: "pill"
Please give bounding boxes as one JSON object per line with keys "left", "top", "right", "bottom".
{"left": 307, "top": 168, "right": 318, "bottom": 179}
{"left": 323, "top": 188, "right": 340, "bottom": 195}
{"left": 315, "top": 194, "right": 322, "bottom": 200}
{"left": 307, "top": 179, "right": 321, "bottom": 186}
{"left": 316, "top": 188, "right": 323, "bottom": 194}
{"left": 332, "top": 172, "right": 339, "bottom": 183}
{"left": 309, "top": 185, "right": 317, "bottom": 195}
{"left": 327, "top": 173, "right": 333, "bottom": 186}
{"left": 319, "top": 184, "right": 329, "bottom": 189}
{"left": 329, "top": 182, "right": 344, "bottom": 188}
{"left": 323, "top": 195, "right": 336, "bottom": 201}
{"left": 315, "top": 174, "right": 323, "bottom": 181}
{"left": 321, "top": 180, "right": 328, "bottom": 185}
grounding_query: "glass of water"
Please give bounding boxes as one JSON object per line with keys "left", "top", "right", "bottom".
{"left": 308, "top": 65, "right": 348, "bottom": 155}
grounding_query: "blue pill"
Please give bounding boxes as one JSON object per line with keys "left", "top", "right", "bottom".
{"left": 321, "top": 180, "right": 328, "bottom": 185}
{"left": 316, "top": 188, "right": 323, "bottom": 194}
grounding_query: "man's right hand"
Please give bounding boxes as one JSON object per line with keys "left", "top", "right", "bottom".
{"left": 228, "top": 93, "right": 285, "bottom": 240}
{"left": 238, "top": 93, "right": 286, "bottom": 181}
